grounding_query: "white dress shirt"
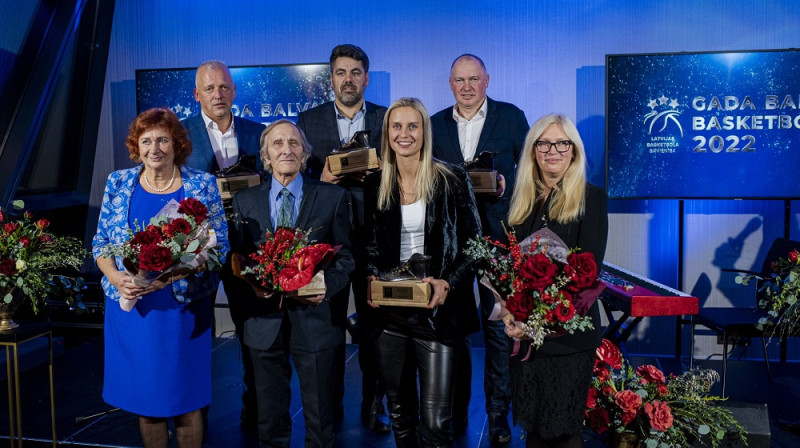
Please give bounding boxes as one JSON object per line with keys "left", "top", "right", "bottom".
{"left": 201, "top": 112, "right": 239, "bottom": 169}
{"left": 452, "top": 99, "right": 488, "bottom": 162}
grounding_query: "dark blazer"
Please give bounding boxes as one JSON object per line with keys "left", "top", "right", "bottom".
{"left": 228, "top": 175, "right": 355, "bottom": 352}
{"left": 297, "top": 101, "right": 386, "bottom": 181}
{"left": 364, "top": 164, "right": 483, "bottom": 338}
{"left": 183, "top": 114, "right": 266, "bottom": 173}
{"left": 431, "top": 97, "right": 528, "bottom": 240}
{"left": 513, "top": 183, "right": 608, "bottom": 355}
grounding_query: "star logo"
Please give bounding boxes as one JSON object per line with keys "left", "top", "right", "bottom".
{"left": 644, "top": 96, "right": 683, "bottom": 136}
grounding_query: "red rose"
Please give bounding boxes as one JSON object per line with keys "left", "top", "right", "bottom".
{"left": 519, "top": 253, "right": 559, "bottom": 290}
{"left": 586, "top": 387, "right": 598, "bottom": 409}
{"left": 0, "top": 259, "right": 17, "bottom": 276}
{"left": 4, "top": 222, "right": 19, "bottom": 234}
{"left": 162, "top": 218, "right": 192, "bottom": 237}
{"left": 130, "top": 226, "right": 163, "bottom": 247}
{"left": 178, "top": 198, "right": 209, "bottom": 224}
{"left": 567, "top": 251, "right": 598, "bottom": 289}
{"left": 601, "top": 385, "right": 614, "bottom": 397}
{"left": 789, "top": 249, "right": 799, "bottom": 263}
{"left": 656, "top": 384, "right": 669, "bottom": 397}
{"left": 593, "top": 362, "right": 610, "bottom": 383}
{"left": 540, "top": 291, "right": 556, "bottom": 305}
{"left": 555, "top": 300, "right": 576, "bottom": 322}
{"left": 614, "top": 390, "right": 642, "bottom": 414}
{"left": 644, "top": 400, "right": 673, "bottom": 431}
{"left": 586, "top": 408, "right": 609, "bottom": 434}
{"left": 35, "top": 218, "right": 50, "bottom": 230}
{"left": 138, "top": 244, "right": 174, "bottom": 271}
{"left": 597, "top": 339, "right": 623, "bottom": 369}
{"left": 620, "top": 409, "right": 637, "bottom": 426}
{"left": 0, "top": 209, "right": 3, "bottom": 222}
{"left": 636, "top": 365, "right": 666, "bottom": 385}
{"left": 506, "top": 292, "right": 533, "bottom": 321}
{"left": 19, "top": 237, "right": 31, "bottom": 248}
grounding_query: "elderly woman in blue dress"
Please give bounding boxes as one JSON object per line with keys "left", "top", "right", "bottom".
{"left": 92, "top": 108, "right": 229, "bottom": 448}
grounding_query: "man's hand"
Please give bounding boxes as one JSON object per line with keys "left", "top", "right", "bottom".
{"left": 494, "top": 173, "right": 506, "bottom": 198}
{"left": 320, "top": 158, "right": 343, "bottom": 184}
{"left": 293, "top": 293, "right": 326, "bottom": 305}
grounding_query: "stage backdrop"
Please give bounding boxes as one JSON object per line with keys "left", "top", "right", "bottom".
{"left": 607, "top": 49, "right": 800, "bottom": 199}
{"left": 136, "top": 64, "right": 335, "bottom": 124}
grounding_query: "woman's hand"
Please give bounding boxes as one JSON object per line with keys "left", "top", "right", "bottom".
{"left": 424, "top": 278, "right": 450, "bottom": 309}
{"left": 503, "top": 314, "right": 526, "bottom": 339}
{"left": 366, "top": 275, "right": 379, "bottom": 308}
{"left": 107, "top": 270, "right": 146, "bottom": 301}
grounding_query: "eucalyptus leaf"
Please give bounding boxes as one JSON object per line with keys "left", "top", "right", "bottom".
{"left": 715, "top": 429, "right": 725, "bottom": 439}
{"left": 698, "top": 424, "right": 710, "bottom": 435}
{"left": 186, "top": 240, "right": 200, "bottom": 252}
{"left": 16, "top": 277, "right": 24, "bottom": 287}
{"left": 12, "top": 200, "right": 24, "bottom": 210}
{"left": 180, "top": 253, "right": 195, "bottom": 263}
{"left": 644, "top": 439, "right": 657, "bottom": 448}
{"left": 3, "top": 293, "right": 12, "bottom": 304}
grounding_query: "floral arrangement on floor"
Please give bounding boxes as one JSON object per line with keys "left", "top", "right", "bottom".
{"left": 736, "top": 247, "right": 800, "bottom": 335}
{"left": 100, "top": 198, "right": 223, "bottom": 289}
{"left": 0, "top": 200, "right": 88, "bottom": 314}
{"left": 464, "top": 227, "right": 603, "bottom": 349}
{"left": 585, "top": 339, "right": 747, "bottom": 448}
{"left": 236, "top": 227, "right": 337, "bottom": 294}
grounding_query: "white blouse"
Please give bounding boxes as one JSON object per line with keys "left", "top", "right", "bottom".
{"left": 400, "top": 199, "right": 426, "bottom": 263}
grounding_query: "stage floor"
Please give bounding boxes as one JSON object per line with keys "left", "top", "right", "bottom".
{"left": 1, "top": 334, "right": 798, "bottom": 447}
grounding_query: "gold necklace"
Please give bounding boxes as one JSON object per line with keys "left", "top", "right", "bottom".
{"left": 143, "top": 165, "right": 177, "bottom": 192}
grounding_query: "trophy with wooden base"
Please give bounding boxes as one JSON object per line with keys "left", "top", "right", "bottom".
{"left": 327, "top": 130, "right": 380, "bottom": 176}
{"left": 464, "top": 151, "right": 498, "bottom": 194}
{"left": 371, "top": 253, "right": 432, "bottom": 307}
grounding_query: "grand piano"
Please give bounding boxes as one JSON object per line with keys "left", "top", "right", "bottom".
{"left": 599, "top": 262, "right": 699, "bottom": 350}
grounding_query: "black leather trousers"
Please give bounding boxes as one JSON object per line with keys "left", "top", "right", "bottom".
{"left": 375, "top": 330, "right": 456, "bottom": 448}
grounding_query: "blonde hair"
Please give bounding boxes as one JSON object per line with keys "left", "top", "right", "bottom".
{"left": 259, "top": 119, "right": 312, "bottom": 173}
{"left": 377, "top": 97, "right": 453, "bottom": 210}
{"left": 508, "top": 114, "right": 587, "bottom": 225}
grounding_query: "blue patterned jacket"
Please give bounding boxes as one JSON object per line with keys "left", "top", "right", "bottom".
{"left": 91, "top": 165, "right": 230, "bottom": 303}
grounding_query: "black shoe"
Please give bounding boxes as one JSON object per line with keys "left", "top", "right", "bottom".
{"left": 361, "top": 400, "right": 391, "bottom": 434}
{"left": 488, "top": 414, "right": 511, "bottom": 445}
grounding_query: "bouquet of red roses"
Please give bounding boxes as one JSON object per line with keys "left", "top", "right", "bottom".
{"left": 465, "top": 227, "right": 603, "bottom": 349}
{"left": 236, "top": 227, "right": 338, "bottom": 298}
{"left": 101, "top": 198, "right": 222, "bottom": 310}
{"left": 736, "top": 247, "right": 800, "bottom": 335}
{"left": 586, "top": 339, "right": 747, "bottom": 448}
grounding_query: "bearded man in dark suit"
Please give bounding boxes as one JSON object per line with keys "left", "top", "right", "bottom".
{"left": 296, "top": 44, "right": 390, "bottom": 433}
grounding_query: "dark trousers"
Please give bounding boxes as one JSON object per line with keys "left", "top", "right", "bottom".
{"left": 453, "top": 284, "right": 512, "bottom": 423}
{"left": 376, "top": 330, "right": 456, "bottom": 448}
{"left": 249, "top": 321, "right": 337, "bottom": 448}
